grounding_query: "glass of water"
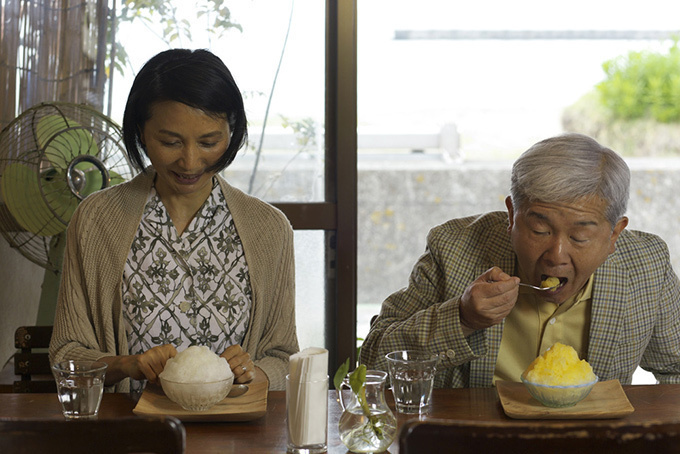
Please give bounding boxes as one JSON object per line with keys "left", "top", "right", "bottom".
{"left": 52, "top": 360, "right": 107, "bottom": 420}
{"left": 385, "top": 350, "right": 438, "bottom": 415}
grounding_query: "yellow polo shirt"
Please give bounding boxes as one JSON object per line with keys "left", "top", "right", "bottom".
{"left": 493, "top": 275, "right": 594, "bottom": 384}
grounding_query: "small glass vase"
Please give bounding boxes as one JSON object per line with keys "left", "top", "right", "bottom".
{"left": 337, "top": 370, "right": 397, "bottom": 453}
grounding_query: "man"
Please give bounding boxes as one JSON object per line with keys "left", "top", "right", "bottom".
{"left": 360, "top": 133, "right": 680, "bottom": 387}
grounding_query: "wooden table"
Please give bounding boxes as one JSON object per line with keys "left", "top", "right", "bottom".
{"left": 2, "top": 385, "right": 680, "bottom": 453}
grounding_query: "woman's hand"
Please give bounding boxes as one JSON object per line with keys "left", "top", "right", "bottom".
{"left": 220, "top": 345, "right": 255, "bottom": 384}
{"left": 99, "top": 344, "right": 177, "bottom": 386}
{"left": 131, "top": 344, "right": 178, "bottom": 383}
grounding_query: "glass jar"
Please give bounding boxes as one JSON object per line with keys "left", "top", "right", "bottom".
{"left": 337, "top": 370, "right": 397, "bottom": 453}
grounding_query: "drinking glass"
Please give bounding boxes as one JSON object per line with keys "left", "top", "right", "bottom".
{"left": 385, "top": 350, "right": 438, "bottom": 414}
{"left": 52, "top": 360, "right": 107, "bottom": 420}
{"left": 286, "top": 374, "right": 328, "bottom": 454}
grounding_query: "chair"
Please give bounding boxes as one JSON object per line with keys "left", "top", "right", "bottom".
{"left": 0, "top": 416, "right": 185, "bottom": 454}
{"left": 12, "top": 325, "right": 56, "bottom": 393}
{"left": 399, "top": 418, "right": 680, "bottom": 454}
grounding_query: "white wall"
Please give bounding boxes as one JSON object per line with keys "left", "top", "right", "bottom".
{"left": 0, "top": 241, "right": 44, "bottom": 368}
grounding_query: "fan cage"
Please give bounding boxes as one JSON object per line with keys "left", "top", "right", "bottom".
{"left": 0, "top": 102, "right": 136, "bottom": 272}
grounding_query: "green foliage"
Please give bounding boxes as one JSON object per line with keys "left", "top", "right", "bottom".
{"left": 112, "top": 0, "right": 243, "bottom": 75}
{"left": 597, "top": 41, "right": 680, "bottom": 123}
{"left": 333, "top": 340, "right": 363, "bottom": 391}
{"left": 348, "top": 364, "right": 367, "bottom": 395}
{"left": 333, "top": 357, "right": 350, "bottom": 390}
{"left": 334, "top": 361, "right": 384, "bottom": 440}
{"left": 280, "top": 116, "right": 318, "bottom": 149}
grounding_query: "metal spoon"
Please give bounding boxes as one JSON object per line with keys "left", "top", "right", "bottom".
{"left": 227, "top": 384, "right": 249, "bottom": 398}
{"left": 519, "top": 282, "right": 558, "bottom": 291}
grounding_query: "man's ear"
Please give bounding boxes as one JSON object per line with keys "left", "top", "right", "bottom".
{"left": 608, "top": 216, "right": 629, "bottom": 254}
{"left": 505, "top": 196, "right": 515, "bottom": 233}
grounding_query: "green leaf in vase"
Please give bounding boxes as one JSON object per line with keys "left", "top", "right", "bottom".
{"left": 333, "top": 357, "right": 350, "bottom": 390}
{"left": 349, "top": 364, "right": 367, "bottom": 395}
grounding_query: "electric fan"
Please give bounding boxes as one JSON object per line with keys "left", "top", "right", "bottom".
{"left": 0, "top": 102, "right": 137, "bottom": 273}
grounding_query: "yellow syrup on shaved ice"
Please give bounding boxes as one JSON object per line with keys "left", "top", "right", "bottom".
{"left": 523, "top": 342, "right": 596, "bottom": 386}
{"left": 540, "top": 276, "right": 560, "bottom": 288}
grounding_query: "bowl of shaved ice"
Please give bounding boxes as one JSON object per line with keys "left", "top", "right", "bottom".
{"left": 521, "top": 342, "right": 598, "bottom": 408}
{"left": 159, "top": 345, "right": 234, "bottom": 411}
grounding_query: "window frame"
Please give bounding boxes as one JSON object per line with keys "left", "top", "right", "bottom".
{"left": 271, "top": 0, "right": 357, "bottom": 371}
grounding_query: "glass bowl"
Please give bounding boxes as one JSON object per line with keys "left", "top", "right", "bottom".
{"left": 520, "top": 374, "right": 598, "bottom": 408}
{"left": 160, "top": 375, "right": 234, "bottom": 411}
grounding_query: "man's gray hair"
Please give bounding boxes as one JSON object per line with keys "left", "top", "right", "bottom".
{"left": 510, "top": 133, "right": 630, "bottom": 228}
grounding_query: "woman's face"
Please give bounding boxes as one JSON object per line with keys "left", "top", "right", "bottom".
{"left": 140, "top": 100, "right": 231, "bottom": 200}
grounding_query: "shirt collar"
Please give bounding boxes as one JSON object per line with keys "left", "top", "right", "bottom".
{"left": 143, "top": 178, "right": 225, "bottom": 225}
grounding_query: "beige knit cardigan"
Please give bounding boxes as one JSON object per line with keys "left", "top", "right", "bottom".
{"left": 49, "top": 170, "right": 299, "bottom": 391}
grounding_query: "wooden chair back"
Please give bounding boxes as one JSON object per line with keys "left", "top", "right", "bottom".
{"left": 0, "top": 416, "right": 185, "bottom": 454}
{"left": 399, "top": 418, "right": 680, "bottom": 454}
{"left": 13, "top": 325, "right": 56, "bottom": 393}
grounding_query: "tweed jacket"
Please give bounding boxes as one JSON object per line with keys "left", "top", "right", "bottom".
{"left": 360, "top": 211, "right": 680, "bottom": 387}
{"left": 50, "top": 170, "right": 299, "bottom": 391}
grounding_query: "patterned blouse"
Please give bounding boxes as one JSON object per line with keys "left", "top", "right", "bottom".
{"left": 122, "top": 180, "right": 252, "bottom": 390}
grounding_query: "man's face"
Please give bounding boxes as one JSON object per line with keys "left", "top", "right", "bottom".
{"left": 505, "top": 196, "right": 628, "bottom": 304}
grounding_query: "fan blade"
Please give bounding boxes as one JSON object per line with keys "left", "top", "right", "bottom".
{"left": 36, "top": 115, "right": 98, "bottom": 172}
{"left": 74, "top": 163, "right": 126, "bottom": 198}
{"left": 1, "top": 163, "right": 73, "bottom": 236}
{"left": 42, "top": 169, "right": 79, "bottom": 222}
{"left": 110, "top": 171, "right": 126, "bottom": 186}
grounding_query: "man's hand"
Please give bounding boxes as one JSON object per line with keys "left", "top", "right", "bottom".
{"left": 459, "top": 267, "right": 519, "bottom": 336}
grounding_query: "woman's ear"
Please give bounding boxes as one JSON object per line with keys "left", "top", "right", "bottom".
{"left": 138, "top": 127, "right": 146, "bottom": 148}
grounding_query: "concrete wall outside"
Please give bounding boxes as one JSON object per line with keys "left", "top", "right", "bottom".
{"left": 1, "top": 157, "right": 678, "bottom": 367}
{"left": 227, "top": 155, "right": 680, "bottom": 310}
{"left": 356, "top": 157, "right": 680, "bottom": 310}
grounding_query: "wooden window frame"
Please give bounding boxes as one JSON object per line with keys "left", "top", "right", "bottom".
{"left": 272, "top": 0, "right": 357, "bottom": 371}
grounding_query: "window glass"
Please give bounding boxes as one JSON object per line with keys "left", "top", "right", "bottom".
{"left": 357, "top": 0, "right": 679, "bottom": 385}
{"left": 357, "top": 0, "right": 679, "bottom": 160}
{"left": 110, "top": 1, "right": 328, "bottom": 352}
{"left": 112, "top": 0, "right": 325, "bottom": 202}
{"left": 294, "top": 230, "right": 326, "bottom": 350}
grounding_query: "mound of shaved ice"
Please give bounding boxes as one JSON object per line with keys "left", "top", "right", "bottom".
{"left": 159, "top": 345, "right": 233, "bottom": 383}
{"left": 541, "top": 276, "right": 560, "bottom": 288}
{"left": 523, "top": 342, "right": 596, "bottom": 386}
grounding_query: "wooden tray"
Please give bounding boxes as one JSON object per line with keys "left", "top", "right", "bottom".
{"left": 496, "top": 379, "right": 634, "bottom": 420}
{"left": 133, "top": 372, "right": 268, "bottom": 422}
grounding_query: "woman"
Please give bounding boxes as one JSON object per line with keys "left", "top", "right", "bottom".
{"left": 49, "top": 49, "right": 298, "bottom": 392}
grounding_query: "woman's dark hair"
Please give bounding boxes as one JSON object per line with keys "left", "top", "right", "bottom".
{"left": 122, "top": 48, "right": 248, "bottom": 173}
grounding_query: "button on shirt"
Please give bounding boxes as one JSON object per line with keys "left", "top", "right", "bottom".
{"left": 493, "top": 276, "right": 594, "bottom": 384}
{"left": 122, "top": 181, "right": 252, "bottom": 389}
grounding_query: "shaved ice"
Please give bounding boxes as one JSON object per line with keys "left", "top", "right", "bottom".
{"left": 159, "top": 345, "right": 233, "bottom": 383}
{"left": 523, "top": 342, "right": 596, "bottom": 386}
{"left": 541, "top": 276, "right": 560, "bottom": 288}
